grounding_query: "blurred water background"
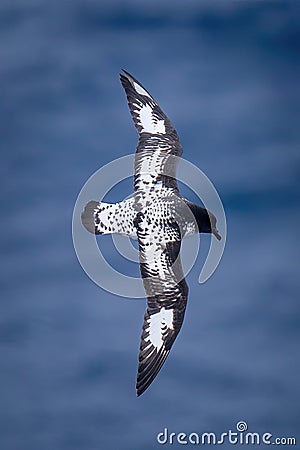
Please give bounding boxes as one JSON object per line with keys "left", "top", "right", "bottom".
{"left": 1, "top": 1, "right": 300, "bottom": 449}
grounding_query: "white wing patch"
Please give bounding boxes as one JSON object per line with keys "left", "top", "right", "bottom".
{"left": 145, "top": 307, "right": 174, "bottom": 349}
{"left": 133, "top": 81, "right": 152, "bottom": 98}
{"left": 137, "top": 104, "right": 166, "bottom": 134}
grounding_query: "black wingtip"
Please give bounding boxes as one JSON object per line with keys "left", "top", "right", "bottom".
{"left": 120, "top": 69, "right": 131, "bottom": 82}
{"left": 136, "top": 347, "right": 170, "bottom": 397}
{"left": 136, "top": 382, "right": 147, "bottom": 397}
{"left": 135, "top": 379, "right": 154, "bottom": 398}
{"left": 121, "top": 68, "right": 134, "bottom": 78}
{"left": 119, "top": 69, "right": 153, "bottom": 100}
{"left": 119, "top": 69, "right": 131, "bottom": 86}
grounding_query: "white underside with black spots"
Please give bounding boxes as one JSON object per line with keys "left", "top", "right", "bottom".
{"left": 81, "top": 197, "right": 137, "bottom": 238}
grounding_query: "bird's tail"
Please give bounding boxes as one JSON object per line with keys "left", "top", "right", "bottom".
{"left": 81, "top": 198, "right": 136, "bottom": 237}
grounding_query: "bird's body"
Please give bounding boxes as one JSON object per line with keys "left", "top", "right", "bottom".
{"left": 81, "top": 70, "right": 220, "bottom": 396}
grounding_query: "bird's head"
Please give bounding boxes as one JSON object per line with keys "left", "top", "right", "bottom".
{"left": 185, "top": 202, "right": 221, "bottom": 240}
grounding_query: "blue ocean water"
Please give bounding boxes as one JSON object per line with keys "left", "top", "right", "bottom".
{"left": 1, "top": 1, "right": 299, "bottom": 449}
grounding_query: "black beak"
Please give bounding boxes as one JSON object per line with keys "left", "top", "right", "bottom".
{"left": 212, "top": 228, "right": 221, "bottom": 241}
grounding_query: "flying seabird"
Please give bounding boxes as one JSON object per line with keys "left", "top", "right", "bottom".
{"left": 81, "top": 70, "right": 221, "bottom": 396}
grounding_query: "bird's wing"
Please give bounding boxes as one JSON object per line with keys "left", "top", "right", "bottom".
{"left": 134, "top": 212, "right": 188, "bottom": 396}
{"left": 120, "top": 70, "right": 182, "bottom": 194}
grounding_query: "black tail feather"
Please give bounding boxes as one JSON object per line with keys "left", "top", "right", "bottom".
{"left": 81, "top": 200, "right": 99, "bottom": 234}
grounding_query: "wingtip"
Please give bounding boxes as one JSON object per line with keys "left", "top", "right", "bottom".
{"left": 136, "top": 379, "right": 143, "bottom": 397}
{"left": 119, "top": 69, "right": 155, "bottom": 103}
{"left": 119, "top": 69, "right": 133, "bottom": 87}
{"left": 136, "top": 376, "right": 148, "bottom": 397}
{"left": 120, "top": 68, "right": 132, "bottom": 79}
{"left": 136, "top": 384, "right": 146, "bottom": 397}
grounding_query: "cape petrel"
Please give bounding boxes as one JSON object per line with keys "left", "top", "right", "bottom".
{"left": 81, "top": 70, "right": 221, "bottom": 396}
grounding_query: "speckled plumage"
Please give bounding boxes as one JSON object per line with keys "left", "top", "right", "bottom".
{"left": 81, "top": 70, "right": 220, "bottom": 396}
